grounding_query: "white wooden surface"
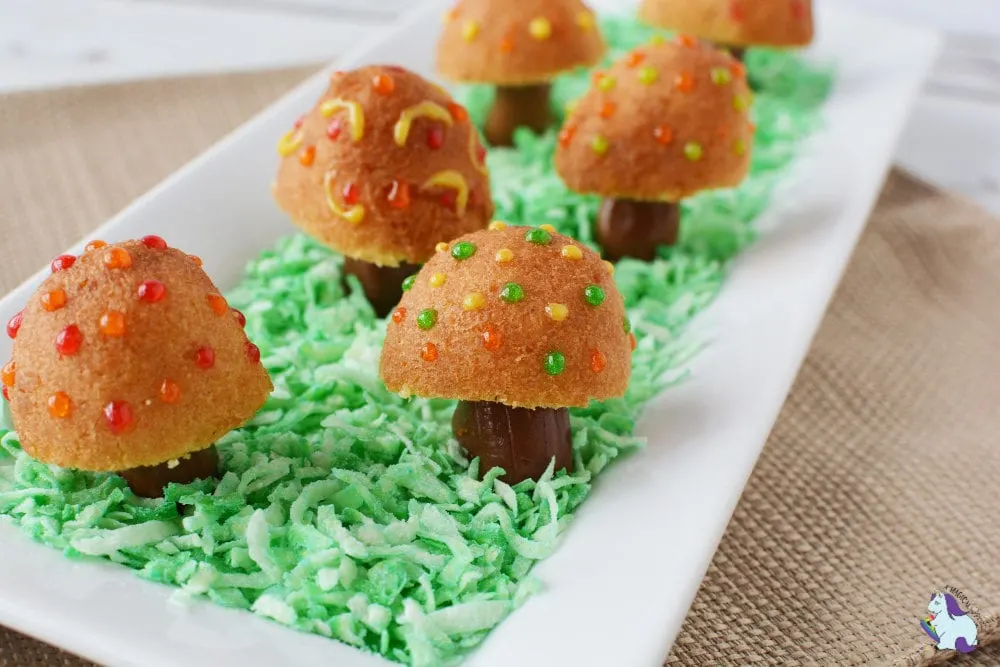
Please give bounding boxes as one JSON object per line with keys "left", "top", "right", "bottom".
{"left": 1, "top": 0, "right": 998, "bottom": 214}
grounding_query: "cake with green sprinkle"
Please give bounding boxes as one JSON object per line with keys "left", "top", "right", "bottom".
{"left": 0, "top": 13, "right": 833, "bottom": 667}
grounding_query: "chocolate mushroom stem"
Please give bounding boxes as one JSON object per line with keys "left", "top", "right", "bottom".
{"left": 723, "top": 45, "right": 747, "bottom": 63}
{"left": 342, "top": 257, "right": 421, "bottom": 319}
{"left": 484, "top": 84, "right": 555, "bottom": 147}
{"left": 120, "top": 446, "right": 220, "bottom": 499}
{"left": 452, "top": 400, "right": 572, "bottom": 484}
{"left": 597, "top": 198, "right": 681, "bottom": 262}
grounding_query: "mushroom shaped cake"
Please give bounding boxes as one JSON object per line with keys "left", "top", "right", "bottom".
{"left": 555, "top": 37, "right": 753, "bottom": 261}
{"left": 638, "top": 0, "right": 814, "bottom": 62}
{"left": 273, "top": 65, "right": 494, "bottom": 318}
{"left": 437, "top": 0, "right": 606, "bottom": 147}
{"left": 379, "top": 223, "right": 632, "bottom": 483}
{"left": 2, "top": 238, "right": 272, "bottom": 498}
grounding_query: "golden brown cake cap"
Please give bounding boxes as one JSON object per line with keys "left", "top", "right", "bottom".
{"left": 379, "top": 223, "right": 633, "bottom": 409}
{"left": 436, "top": 0, "right": 607, "bottom": 85}
{"left": 555, "top": 37, "right": 754, "bottom": 202}
{"left": 3, "top": 238, "right": 273, "bottom": 472}
{"left": 639, "top": 0, "right": 814, "bottom": 48}
{"left": 272, "top": 65, "right": 494, "bottom": 267}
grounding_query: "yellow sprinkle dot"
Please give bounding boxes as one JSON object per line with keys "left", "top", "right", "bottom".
{"left": 496, "top": 248, "right": 514, "bottom": 263}
{"left": 733, "top": 138, "right": 747, "bottom": 156}
{"left": 733, "top": 95, "right": 750, "bottom": 112}
{"left": 576, "top": 11, "right": 594, "bottom": 31}
{"left": 561, "top": 245, "right": 583, "bottom": 260}
{"left": 430, "top": 273, "right": 447, "bottom": 288}
{"left": 650, "top": 34, "right": 665, "bottom": 45}
{"left": 529, "top": 17, "right": 552, "bottom": 40}
{"left": 540, "top": 224, "right": 557, "bottom": 233}
{"left": 591, "top": 135, "right": 610, "bottom": 155}
{"left": 462, "top": 21, "right": 480, "bottom": 41}
{"left": 597, "top": 76, "right": 616, "bottom": 92}
{"left": 638, "top": 67, "right": 658, "bottom": 85}
{"left": 565, "top": 100, "right": 579, "bottom": 114}
{"left": 488, "top": 221, "right": 507, "bottom": 231}
{"left": 546, "top": 303, "right": 569, "bottom": 322}
{"left": 436, "top": 242, "right": 450, "bottom": 253}
{"left": 604, "top": 260, "right": 615, "bottom": 275}
{"left": 463, "top": 292, "right": 487, "bottom": 311}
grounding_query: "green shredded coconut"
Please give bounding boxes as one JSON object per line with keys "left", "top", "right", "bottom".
{"left": 0, "top": 15, "right": 832, "bottom": 667}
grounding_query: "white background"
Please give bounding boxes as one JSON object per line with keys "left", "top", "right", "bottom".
{"left": 0, "top": 0, "right": 998, "bottom": 213}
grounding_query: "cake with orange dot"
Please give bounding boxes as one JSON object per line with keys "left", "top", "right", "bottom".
{"left": 639, "top": 0, "right": 814, "bottom": 62}
{"left": 2, "top": 237, "right": 272, "bottom": 497}
{"left": 272, "top": 64, "right": 494, "bottom": 318}
{"left": 379, "top": 222, "right": 632, "bottom": 483}
{"left": 436, "top": 0, "right": 606, "bottom": 146}
{"left": 555, "top": 36, "right": 753, "bottom": 261}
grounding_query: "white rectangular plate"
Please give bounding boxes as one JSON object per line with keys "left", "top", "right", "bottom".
{"left": 0, "top": 2, "right": 940, "bottom": 666}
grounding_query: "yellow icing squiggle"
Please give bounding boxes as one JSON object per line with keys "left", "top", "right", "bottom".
{"left": 468, "top": 131, "right": 487, "bottom": 175}
{"left": 323, "top": 171, "right": 365, "bottom": 224}
{"left": 320, "top": 99, "right": 365, "bottom": 142}
{"left": 277, "top": 130, "right": 303, "bottom": 157}
{"left": 422, "top": 170, "right": 469, "bottom": 216}
{"left": 394, "top": 102, "right": 453, "bottom": 147}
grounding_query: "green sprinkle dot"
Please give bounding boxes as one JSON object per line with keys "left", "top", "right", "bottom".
{"left": 637, "top": 67, "right": 658, "bottom": 85}
{"left": 451, "top": 241, "right": 477, "bottom": 261}
{"left": 684, "top": 142, "right": 703, "bottom": 161}
{"left": 711, "top": 67, "right": 732, "bottom": 85}
{"left": 500, "top": 282, "right": 525, "bottom": 303}
{"left": 401, "top": 275, "right": 416, "bottom": 292}
{"left": 524, "top": 229, "right": 552, "bottom": 245}
{"left": 416, "top": 309, "right": 437, "bottom": 330}
{"left": 590, "top": 135, "right": 609, "bottom": 156}
{"left": 623, "top": 317, "right": 632, "bottom": 334}
{"left": 583, "top": 285, "right": 605, "bottom": 307}
{"left": 544, "top": 351, "right": 566, "bottom": 376}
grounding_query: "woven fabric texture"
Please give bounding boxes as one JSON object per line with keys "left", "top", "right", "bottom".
{"left": 1, "top": 69, "right": 998, "bottom": 667}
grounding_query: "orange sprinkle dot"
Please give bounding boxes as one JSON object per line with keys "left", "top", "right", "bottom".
{"left": 190, "top": 255, "right": 203, "bottom": 267}
{"left": 558, "top": 125, "right": 576, "bottom": 147}
{"left": 749, "top": 121, "right": 757, "bottom": 133}
{"left": 103, "top": 247, "right": 132, "bottom": 270}
{"left": 387, "top": 180, "right": 411, "bottom": 209}
{"left": 159, "top": 379, "right": 181, "bottom": 404}
{"left": 207, "top": 294, "right": 228, "bottom": 316}
{"left": 653, "top": 125, "right": 675, "bottom": 145}
{"left": 629, "top": 332, "right": 637, "bottom": 351}
{"left": 99, "top": 311, "right": 126, "bottom": 337}
{"left": 590, "top": 348, "right": 607, "bottom": 373}
{"left": 372, "top": 73, "right": 395, "bottom": 95}
{"left": 481, "top": 323, "right": 503, "bottom": 351}
{"left": 730, "top": 61, "right": 746, "bottom": 78}
{"left": 625, "top": 51, "right": 645, "bottom": 68}
{"left": 299, "top": 145, "right": 316, "bottom": 166}
{"left": 599, "top": 102, "right": 616, "bottom": 119}
{"left": 447, "top": 102, "right": 469, "bottom": 122}
{"left": 499, "top": 34, "right": 514, "bottom": 53}
{"left": 676, "top": 34, "right": 698, "bottom": 48}
{"left": 392, "top": 307, "right": 406, "bottom": 324}
{"left": 41, "top": 289, "right": 67, "bottom": 312}
{"left": 85, "top": 240, "right": 107, "bottom": 253}
{"left": 675, "top": 72, "right": 696, "bottom": 93}
{"left": 47, "top": 392, "right": 72, "bottom": 418}
{"left": 1, "top": 361, "right": 14, "bottom": 387}
{"left": 420, "top": 342, "right": 439, "bottom": 362}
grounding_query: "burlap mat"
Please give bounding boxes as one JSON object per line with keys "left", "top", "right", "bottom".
{"left": 1, "top": 69, "right": 998, "bottom": 667}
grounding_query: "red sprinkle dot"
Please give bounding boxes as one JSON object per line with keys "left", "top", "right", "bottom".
{"left": 343, "top": 183, "right": 360, "bottom": 206}
{"left": 591, "top": 348, "right": 607, "bottom": 373}
{"left": 103, "top": 401, "right": 134, "bottom": 435}
{"left": 1, "top": 386, "right": 9, "bottom": 402}
{"left": 6, "top": 311, "right": 22, "bottom": 339}
{"left": 600, "top": 102, "right": 616, "bottom": 118}
{"left": 51, "top": 255, "right": 76, "bottom": 272}
{"left": 629, "top": 332, "right": 637, "bottom": 351}
{"left": 420, "top": 342, "right": 439, "bottom": 362}
{"left": 426, "top": 125, "right": 445, "bottom": 150}
{"left": 392, "top": 307, "right": 406, "bottom": 324}
{"left": 55, "top": 325, "right": 84, "bottom": 356}
{"left": 232, "top": 309, "right": 247, "bottom": 327}
{"left": 558, "top": 125, "right": 576, "bottom": 147}
{"left": 245, "top": 341, "right": 261, "bottom": 363}
{"left": 293, "top": 114, "right": 306, "bottom": 129}
{"left": 141, "top": 235, "right": 168, "bottom": 250}
{"left": 730, "top": 61, "right": 747, "bottom": 78}
{"left": 790, "top": 0, "right": 807, "bottom": 20}
{"left": 326, "top": 119, "right": 343, "bottom": 140}
{"left": 387, "top": 180, "right": 411, "bottom": 209}
{"left": 625, "top": 51, "right": 645, "bottom": 68}
{"left": 447, "top": 102, "right": 468, "bottom": 122}
{"left": 439, "top": 191, "right": 457, "bottom": 210}
{"left": 654, "top": 124, "right": 675, "bottom": 145}
{"left": 675, "top": 72, "right": 696, "bottom": 93}
{"left": 476, "top": 143, "right": 487, "bottom": 164}
{"left": 137, "top": 280, "right": 167, "bottom": 303}
{"left": 194, "top": 347, "right": 215, "bottom": 369}
{"left": 481, "top": 324, "right": 502, "bottom": 351}
{"left": 676, "top": 34, "right": 698, "bottom": 48}
{"left": 729, "top": 0, "right": 745, "bottom": 21}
